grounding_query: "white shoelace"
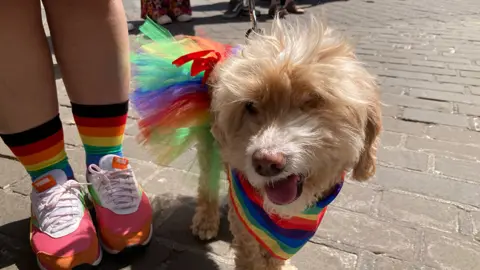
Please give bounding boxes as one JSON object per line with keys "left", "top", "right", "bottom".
{"left": 31, "top": 180, "right": 85, "bottom": 235}
{"left": 87, "top": 164, "right": 139, "bottom": 211}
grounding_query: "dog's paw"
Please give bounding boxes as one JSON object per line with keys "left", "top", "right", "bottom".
{"left": 191, "top": 208, "right": 220, "bottom": 240}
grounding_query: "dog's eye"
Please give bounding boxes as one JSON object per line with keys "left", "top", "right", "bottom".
{"left": 302, "top": 97, "right": 324, "bottom": 110}
{"left": 302, "top": 100, "right": 316, "bottom": 111}
{"left": 245, "top": 102, "right": 258, "bottom": 115}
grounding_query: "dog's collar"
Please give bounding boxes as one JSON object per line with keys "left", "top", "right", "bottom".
{"left": 230, "top": 168, "right": 344, "bottom": 211}
{"left": 228, "top": 167, "right": 344, "bottom": 260}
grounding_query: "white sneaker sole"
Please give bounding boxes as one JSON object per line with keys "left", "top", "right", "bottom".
{"left": 36, "top": 247, "right": 103, "bottom": 270}
{"left": 100, "top": 223, "right": 153, "bottom": 254}
{"left": 156, "top": 15, "right": 172, "bottom": 25}
{"left": 177, "top": 14, "right": 192, "bottom": 22}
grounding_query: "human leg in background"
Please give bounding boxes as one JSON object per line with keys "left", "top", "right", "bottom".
{"left": 141, "top": 0, "right": 173, "bottom": 25}
{"left": 223, "top": 0, "right": 260, "bottom": 19}
{"left": 223, "top": 0, "right": 246, "bottom": 18}
{"left": 268, "top": 0, "right": 279, "bottom": 18}
{"left": 0, "top": 1, "right": 101, "bottom": 269}
{"left": 284, "top": 0, "right": 304, "bottom": 14}
{"left": 42, "top": 0, "right": 153, "bottom": 254}
{"left": 269, "top": 0, "right": 295, "bottom": 18}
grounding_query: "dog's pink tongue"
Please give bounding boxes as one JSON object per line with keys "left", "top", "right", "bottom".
{"left": 265, "top": 175, "right": 299, "bottom": 205}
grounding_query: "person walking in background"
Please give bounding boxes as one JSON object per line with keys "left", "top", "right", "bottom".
{"left": 141, "top": 0, "right": 192, "bottom": 25}
{"left": 223, "top": 0, "right": 301, "bottom": 19}
{"left": 0, "top": 0, "right": 153, "bottom": 269}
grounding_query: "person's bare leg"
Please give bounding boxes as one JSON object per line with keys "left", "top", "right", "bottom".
{"left": 42, "top": 0, "right": 130, "bottom": 105}
{"left": 0, "top": 0, "right": 57, "bottom": 134}
{"left": 42, "top": 0, "right": 153, "bottom": 254}
{"left": 43, "top": 0, "right": 131, "bottom": 166}
{"left": 0, "top": 2, "right": 102, "bottom": 269}
{"left": 0, "top": 0, "right": 75, "bottom": 181}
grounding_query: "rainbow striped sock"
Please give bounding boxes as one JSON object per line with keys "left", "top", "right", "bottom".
{"left": 72, "top": 102, "right": 128, "bottom": 166}
{"left": 0, "top": 115, "right": 74, "bottom": 181}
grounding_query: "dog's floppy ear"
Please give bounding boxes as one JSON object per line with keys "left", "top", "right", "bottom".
{"left": 352, "top": 101, "right": 382, "bottom": 181}
{"left": 208, "top": 84, "right": 226, "bottom": 148}
{"left": 210, "top": 119, "right": 226, "bottom": 148}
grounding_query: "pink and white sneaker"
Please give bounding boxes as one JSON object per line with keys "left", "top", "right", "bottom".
{"left": 30, "top": 170, "right": 102, "bottom": 270}
{"left": 87, "top": 155, "right": 153, "bottom": 254}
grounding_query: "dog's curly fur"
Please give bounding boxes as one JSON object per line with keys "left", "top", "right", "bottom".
{"left": 191, "top": 17, "right": 382, "bottom": 270}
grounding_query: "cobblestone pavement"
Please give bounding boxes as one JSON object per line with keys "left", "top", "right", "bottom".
{"left": 1, "top": 0, "right": 480, "bottom": 269}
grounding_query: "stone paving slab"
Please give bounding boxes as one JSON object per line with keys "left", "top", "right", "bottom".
{"left": 1, "top": 0, "right": 480, "bottom": 269}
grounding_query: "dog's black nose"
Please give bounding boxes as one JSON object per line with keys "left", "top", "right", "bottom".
{"left": 252, "top": 150, "right": 286, "bottom": 177}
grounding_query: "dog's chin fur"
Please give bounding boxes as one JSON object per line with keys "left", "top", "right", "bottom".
{"left": 210, "top": 16, "right": 382, "bottom": 217}
{"left": 192, "top": 16, "right": 381, "bottom": 269}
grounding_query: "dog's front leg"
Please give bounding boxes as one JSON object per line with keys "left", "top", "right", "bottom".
{"left": 191, "top": 131, "right": 221, "bottom": 240}
{"left": 228, "top": 199, "right": 297, "bottom": 270}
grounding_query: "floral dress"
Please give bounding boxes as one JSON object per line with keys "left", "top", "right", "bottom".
{"left": 141, "top": 0, "right": 192, "bottom": 20}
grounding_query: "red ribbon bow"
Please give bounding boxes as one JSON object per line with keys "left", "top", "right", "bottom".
{"left": 172, "top": 50, "right": 222, "bottom": 84}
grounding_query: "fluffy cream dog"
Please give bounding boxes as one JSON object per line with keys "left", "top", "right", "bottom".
{"left": 191, "top": 16, "right": 382, "bottom": 270}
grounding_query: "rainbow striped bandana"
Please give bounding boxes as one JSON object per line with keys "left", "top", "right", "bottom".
{"left": 228, "top": 168, "right": 344, "bottom": 260}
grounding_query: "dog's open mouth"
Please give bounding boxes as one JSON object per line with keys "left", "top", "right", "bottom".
{"left": 265, "top": 174, "right": 305, "bottom": 205}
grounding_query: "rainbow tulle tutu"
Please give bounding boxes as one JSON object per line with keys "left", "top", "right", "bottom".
{"left": 130, "top": 18, "right": 233, "bottom": 191}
